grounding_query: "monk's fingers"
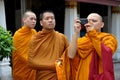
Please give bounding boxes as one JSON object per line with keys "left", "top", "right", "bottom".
{"left": 74, "top": 22, "right": 81, "bottom": 29}
{"left": 74, "top": 18, "right": 80, "bottom": 23}
{"left": 56, "top": 58, "right": 63, "bottom": 62}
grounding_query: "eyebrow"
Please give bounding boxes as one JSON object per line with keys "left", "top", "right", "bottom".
{"left": 88, "top": 19, "right": 97, "bottom": 21}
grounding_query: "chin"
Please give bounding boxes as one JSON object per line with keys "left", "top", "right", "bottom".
{"left": 48, "top": 28, "right": 54, "bottom": 30}
{"left": 49, "top": 27, "right": 54, "bottom": 29}
{"left": 30, "top": 26, "right": 34, "bottom": 29}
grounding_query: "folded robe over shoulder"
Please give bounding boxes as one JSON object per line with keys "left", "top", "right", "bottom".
{"left": 56, "top": 30, "right": 118, "bottom": 80}
{"left": 28, "top": 29, "right": 69, "bottom": 80}
{"left": 12, "top": 26, "right": 37, "bottom": 80}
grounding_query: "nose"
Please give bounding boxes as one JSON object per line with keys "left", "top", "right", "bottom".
{"left": 33, "top": 19, "right": 36, "bottom": 23}
{"left": 48, "top": 18, "right": 53, "bottom": 22}
{"left": 85, "top": 21, "right": 91, "bottom": 27}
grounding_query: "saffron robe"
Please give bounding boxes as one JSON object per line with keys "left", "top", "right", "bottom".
{"left": 12, "top": 26, "right": 37, "bottom": 80}
{"left": 56, "top": 29, "right": 118, "bottom": 80}
{"left": 28, "top": 29, "right": 69, "bottom": 80}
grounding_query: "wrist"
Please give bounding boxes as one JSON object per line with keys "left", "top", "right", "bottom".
{"left": 73, "top": 32, "right": 80, "bottom": 38}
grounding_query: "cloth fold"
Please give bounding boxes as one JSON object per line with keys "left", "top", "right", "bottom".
{"left": 56, "top": 30, "right": 117, "bottom": 80}
{"left": 28, "top": 29, "right": 69, "bottom": 80}
{"left": 12, "top": 26, "right": 37, "bottom": 80}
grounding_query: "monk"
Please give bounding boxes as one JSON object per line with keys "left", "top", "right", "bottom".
{"left": 28, "top": 10, "right": 69, "bottom": 80}
{"left": 56, "top": 13, "right": 118, "bottom": 80}
{"left": 12, "top": 11, "right": 37, "bottom": 80}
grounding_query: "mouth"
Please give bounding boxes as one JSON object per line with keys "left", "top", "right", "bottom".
{"left": 32, "top": 24, "right": 35, "bottom": 25}
{"left": 49, "top": 23, "right": 54, "bottom": 26}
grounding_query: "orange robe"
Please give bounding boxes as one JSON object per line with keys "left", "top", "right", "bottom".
{"left": 56, "top": 29, "right": 118, "bottom": 80}
{"left": 12, "top": 26, "right": 37, "bottom": 80}
{"left": 28, "top": 29, "right": 69, "bottom": 80}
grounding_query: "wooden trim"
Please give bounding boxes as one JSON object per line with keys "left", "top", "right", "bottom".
{"left": 65, "top": 0, "right": 120, "bottom": 6}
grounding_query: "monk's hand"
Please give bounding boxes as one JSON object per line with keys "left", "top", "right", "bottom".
{"left": 74, "top": 18, "right": 81, "bottom": 34}
{"left": 55, "top": 58, "right": 63, "bottom": 67}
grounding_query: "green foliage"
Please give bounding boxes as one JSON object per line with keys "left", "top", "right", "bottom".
{"left": 0, "top": 26, "right": 14, "bottom": 61}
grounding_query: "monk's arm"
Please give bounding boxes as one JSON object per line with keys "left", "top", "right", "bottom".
{"left": 68, "top": 19, "right": 81, "bottom": 59}
{"left": 68, "top": 33, "right": 79, "bottom": 59}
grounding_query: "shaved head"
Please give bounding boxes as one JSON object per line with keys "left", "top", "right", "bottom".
{"left": 22, "top": 11, "right": 37, "bottom": 29}
{"left": 86, "top": 13, "right": 104, "bottom": 32}
{"left": 87, "top": 13, "right": 103, "bottom": 22}
{"left": 23, "top": 11, "right": 36, "bottom": 18}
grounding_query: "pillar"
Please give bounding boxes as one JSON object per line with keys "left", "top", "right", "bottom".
{"left": 111, "top": 6, "right": 120, "bottom": 60}
{"left": 64, "top": 1, "right": 78, "bottom": 41}
{"left": 0, "top": 0, "right": 12, "bottom": 80}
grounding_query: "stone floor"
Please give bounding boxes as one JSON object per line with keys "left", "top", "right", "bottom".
{"left": 114, "top": 61, "right": 120, "bottom": 80}
{"left": 0, "top": 61, "right": 120, "bottom": 80}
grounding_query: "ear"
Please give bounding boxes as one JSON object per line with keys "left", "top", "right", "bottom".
{"left": 22, "top": 18, "right": 25, "bottom": 23}
{"left": 101, "top": 22, "right": 104, "bottom": 28}
{"left": 40, "top": 21, "right": 43, "bottom": 26}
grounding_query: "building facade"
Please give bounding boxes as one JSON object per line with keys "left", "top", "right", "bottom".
{"left": 2, "top": 0, "right": 119, "bottom": 59}
{"left": 0, "top": 0, "right": 120, "bottom": 79}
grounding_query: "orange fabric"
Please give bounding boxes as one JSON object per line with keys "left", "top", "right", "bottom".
{"left": 55, "top": 49, "right": 71, "bottom": 80}
{"left": 55, "top": 59, "right": 64, "bottom": 80}
{"left": 28, "top": 29, "right": 69, "bottom": 80}
{"left": 56, "top": 29, "right": 118, "bottom": 80}
{"left": 12, "top": 26, "right": 37, "bottom": 80}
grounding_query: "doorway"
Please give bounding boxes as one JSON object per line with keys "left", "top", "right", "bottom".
{"left": 26, "top": 0, "right": 65, "bottom": 33}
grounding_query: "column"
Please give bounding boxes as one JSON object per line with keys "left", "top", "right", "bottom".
{"left": 0, "top": 0, "right": 12, "bottom": 80}
{"left": 64, "top": 1, "right": 78, "bottom": 41}
{"left": 111, "top": 6, "right": 120, "bottom": 60}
